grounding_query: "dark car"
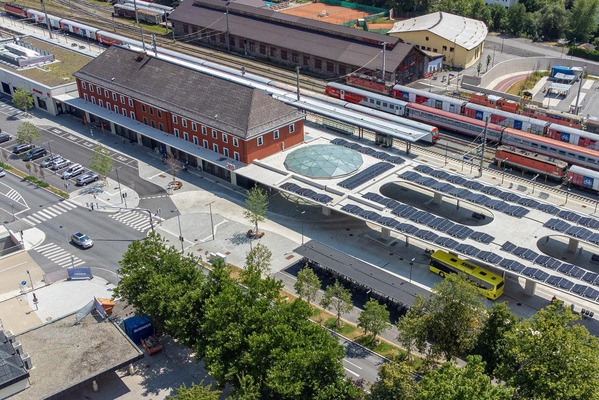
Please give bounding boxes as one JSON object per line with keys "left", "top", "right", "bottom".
{"left": 12, "top": 143, "right": 34, "bottom": 154}
{"left": 22, "top": 147, "right": 47, "bottom": 161}
{"left": 0, "top": 133, "right": 11, "bottom": 143}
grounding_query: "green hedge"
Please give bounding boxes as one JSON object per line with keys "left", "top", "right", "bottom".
{"left": 567, "top": 47, "right": 599, "bottom": 62}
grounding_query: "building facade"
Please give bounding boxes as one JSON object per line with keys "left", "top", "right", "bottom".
{"left": 169, "top": 0, "right": 427, "bottom": 84}
{"left": 73, "top": 47, "right": 305, "bottom": 175}
{"left": 388, "top": 12, "right": 487, "bottom": 69}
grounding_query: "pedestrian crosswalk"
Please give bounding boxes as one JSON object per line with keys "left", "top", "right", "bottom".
{"left": 21, "top": 201, "right": 77, "bottom": 226}
{"left": 34, "top": 242, "right": 85, "bottom": 269}
{"left": 109, "top": 210, "right": 161, "bottom": 232}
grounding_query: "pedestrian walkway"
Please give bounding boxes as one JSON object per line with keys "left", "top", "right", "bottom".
{"left": 20, "top": 200, "right": 78, "bottom": 226}
{"left": 33, "top": 242, "right": 85, "bottom": 269}
{"left": 109, "top": 210, "right": 161, "bottom": 233}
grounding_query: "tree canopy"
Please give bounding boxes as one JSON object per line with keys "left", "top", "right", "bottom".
{"left": 12, "top": 88, "right": 33, "bottom": 114}
{"left": 320, "top": 280, "right": 354, "bottom": 328}
{"left": 16, "top": 122, "right": 41, "bottom": 145}
{"left": 90, "top": 144, "right": 113, "bottom": 180}
{"left": 294, "top": 265, "right": 321, "bottom": 304}
{"left": 357, "top": 298, "right": 390, "bottom": 340}
{"left": 243, "top": 186, "right": 268, "bottom": 233}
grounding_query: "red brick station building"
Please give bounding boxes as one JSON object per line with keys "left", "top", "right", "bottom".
{"left": 66, "top": 46, "right": 304, "bottom": 185}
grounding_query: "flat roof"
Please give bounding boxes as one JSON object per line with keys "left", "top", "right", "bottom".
{"left": 11, "top": 311, "right": 143, "bottom": 400}
{"left": 0, "top": 37, "right": 92, "bottom": 88}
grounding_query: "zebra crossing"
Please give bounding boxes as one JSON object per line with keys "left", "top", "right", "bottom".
{"left": 34, "top": 243, "right": 85, "bottom": 269}
{"left": 109, "top": 210, "right": 161, "bottom": 232}
{"left": 21, "top": 201, "right": 77, "bottom": 226}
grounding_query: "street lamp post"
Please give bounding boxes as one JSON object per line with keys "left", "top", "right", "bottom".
{"left": 299, "top": 210, "right": 306, "bottom": 246}
{"left": 206, "top": 201, "right": 215, "bottom": 240}
{"left": 171, "top": 210, "right": 184, "bottom": 253}
{"left": 27, "top": 269, "right": 34, "bottom": 291}
{"left": 115, "top": 167, "right": 123, "bottom": 203}
{"left": 409, "top": 258, "right": 415, "bottom": 283}
{"left": 531, "top": 174, "right": 539, "bottom": 194}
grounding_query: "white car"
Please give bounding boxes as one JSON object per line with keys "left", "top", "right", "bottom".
{"left": 61, "top": 164, "right": 84, "bottom": 179}
{"left": 51, "top": 159, "right": 71, "bottom": 171}
{"left": 0, "top": 167, "right": 5, "bottom": 177}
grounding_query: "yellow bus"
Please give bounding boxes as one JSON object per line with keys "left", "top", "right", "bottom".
{"left": 429, "top": 250, "right": 505, "bottom": 300}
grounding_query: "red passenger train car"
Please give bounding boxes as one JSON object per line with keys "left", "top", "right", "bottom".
{"left": 495, "top": 145, "right": 568, "bottom": 180}
{"left": 4, "top": 2, "right": 28, "bottom": 17}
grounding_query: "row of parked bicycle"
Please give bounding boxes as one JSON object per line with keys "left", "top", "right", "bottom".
{"left": 4, "top": 134, "right": 100, "bottom": 186}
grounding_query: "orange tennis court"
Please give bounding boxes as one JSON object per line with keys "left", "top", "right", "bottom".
{"left": 279, "top": 3, "right": 371, "bottom": 25}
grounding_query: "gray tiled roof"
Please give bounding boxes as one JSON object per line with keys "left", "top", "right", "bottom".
{"left": 0, "top": 334, "right": 28, "bottom": 390}
{"left": 73, "top": 46, "right": 304, "bottom": 139}
{"left": 169, "top": 0, "right": 414, "bottom": 72}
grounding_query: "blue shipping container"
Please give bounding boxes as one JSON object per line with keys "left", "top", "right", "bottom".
{"left": 123, "top": 315, "right": 154, "bottom": 343}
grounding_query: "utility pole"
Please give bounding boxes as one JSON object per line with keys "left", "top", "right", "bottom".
{"left": 573, "top": 65, "right": 586, "bottom": 115}
{"left": 381, "top": 42, "right": 387, "bottom": 82}
{"left": 296, "top": 65, "right": 300, "bottom": 101}
{"left": 133, "top": 0, "right": 139, "bottom": 23}
{"left": 152, "top": 33, "right": 157, "bottom": 56}
{"left": 478, "top": 117, "right": 489, "bottom": 177}
{"left": 225, "top": 2, "right": 231, "bottom": 52}
{"left": 40, "top": 0, "right": 53, "bottom": 39}
{"left": 140, "top": 26, "right": 146, "bottom": 50}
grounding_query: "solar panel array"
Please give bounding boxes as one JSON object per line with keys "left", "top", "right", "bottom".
{"left": 400, "top": 169, "right": 529, "bottom": 219}
{"left": 355, "top": 190, "right": 599, "bottom": 303}
{"left": 362, "top": 192, "right": 494, "bottom": 243}
{"left": 556, "top": 210, "right": 599, "bottom": 229}
{"left": 338, "top": 162, "right": 394, "bottom": 190}
{"left": 280, "top": 182, "right": 333, "bottom": 204}
{"left": 544, "top": 218, "right": 599, "bottom": 245}
{"left": 330, "top": 138, "right": 405, "bottom": 164}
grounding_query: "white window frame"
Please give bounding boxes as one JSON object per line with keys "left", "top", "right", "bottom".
{"left": 289, "top": 124, "right": 295, "bottom": 133}
{"left": 184, "top": 132, "right": 189, "bottom": 141}
{"left": 96, "top": 86, "right": 101, "bottom": 95}
{"left": 182, "top": 119, "right": 188, "bottom": 128}
{"left": 173, "top": 115, "right": 178, "bottom": 124}
{"left": 202, "top": 126, "right": 207, "bottom": 135}
{"left": 223, "top": 148, "right": 229, "bottom": 157}
{"left": 273, "top": 130, "right": 279, "bottom": 140}
{"left": 81, "top": 81, "right": 87, "bottom": 89}
{"left": 90, "top": 84, "right": 94, "bottom": 92}
{"left": 104, "top": 89, "right": 109, "bottom": 97}
{"left": 106, "top": 102, "right": 111, "bottom": 110}
{"left": 193, "top": 136, "right": 199, "bottom": 145}
{"left": 203, "top": 139, "right": 209, "bottom": 148}
{"left": 212, "top": 129, "right": 217, "bottom": 139}
{"left": 191, "top": 122, "right": 197, "bottom": 131}
{"left": 233, "top": 138, "right": 239, "bottom": 147}
{"left": 213, "top": 144, "right": 219, "bottom": 153}
{"left": 257, "top": 136, "right": 263, "bottom": 146}
{"left": 112, "top": 93, "right": 117, "bottom": 101}
{"left": 91, "top": 97, "right": 96, "bottom": 105}
{"left": 99, "top": 99, "right": 103, "bottom": 108}
{"left": 122, "top": 109, "right": 127, "bottom": 116}
{"left": 222, "top": 133, "right": 228, "bottom": 143}
{"left": 84, "top": 94, "right": 89, "bottom": 102}
{"left": 130, "top": 111, "right": 135, "bottom": 119}
{"left": 114, "top": 105, "right": 119, "bottom": 113}
{"left": 128, "top": 99, "right": 133, "bottom": 107}
{"left": 120, "top": 95, "right": 125, "bottom": 104}
{"left": 174, "top": 128, "right": 179, "bottom": 137}
{"left": 234, "top": 151, "right": 239, "bottom": 161}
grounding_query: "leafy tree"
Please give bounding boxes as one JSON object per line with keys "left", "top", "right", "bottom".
{"left": 486, "top": 54, "right": 492, "bottom": 71}
{"left": 477, "top": 62, "right": 482, "bottom": 76}
{"left": 473, "top": 302, "right": 519, "bottom": 376}
{"left": 369, "top": 360, "right": 418, "bottom": 400}
{"left": 488, "top": 3, "right": 507, "bottom": 31}
{"left": 396, "top": 295, "right": 429, "bottom": 360}
{"left": 90, "top": 144, "right": 113, "bottom": 181}
{"left": 430, "top": 0, "right": 475, "bottom": 16}
{"left": 24, "top": 161, "right": 31, "bottom": 175}
{"left": 397, "top": 274, "right": 486, "bottom": 361}
{"left": 568, "top": 0, "right": 599, "bottom": 43}
{"left": 243, "top": 242, "right": 272, "bottom": 278}
{"left": 418, "top": 355, "right": 512, "bottom": 400}
{"left": 243, "top": 186, "right": 268, "bottom": 234}
{"left": 167, "top": 381, "right": 222, "bottom": 400}
{"left": 12, "top": 87, "right": 33, "bottom": 114}
{"left": 16, "top": 122, "right": 40, "bottom": 145}
{"left": 519, "top": 0, "right": 542, "bottom": 12}
{"left": 357, "top": 298, "right": 390, "bottom": 340}
{"left": 506, "top": 3, "right": 528, "bottom": 36}
{"left": 496, "top": 301, "right": 599, "bottom": 400}
{"left": 470, "top": 0, "right": 492, "bottom": 24}
{"left": 113, "top": 232, "right": 207, "bottom": 345}
{"left": 320, "top": 280, "right": 353, "bottom": 328}
{"left": 538, "top": 3, "right": 568, "bottom": 41}
{"left": 294, "top": 265, "right": 321, "bottom": 304}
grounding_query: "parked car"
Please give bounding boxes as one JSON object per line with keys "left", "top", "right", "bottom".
{"left": 22, "top": 147, "right": 47, "bottom": 161}
{"left": 0, "top": 167, "right": 5, "bottom": 177}
{"left": 61, "top": 164, "right": 84, "bottom": 180}
{"left": 71, "top": 232, "right": 93, "bottom": 249}
{"left": 51, "top": 159, "right": 71, "bottom": 171}
{"left": 12, "top": 143, "right": 33, "bottom": 154}
{"left": 0, "top": 133, "right": 12, "bottom": 143}
{"left": 75, "top": 171, "right": 99, "bottom": 186}
{"left": 40, "top": 154, "right": 62, "bottom": 168}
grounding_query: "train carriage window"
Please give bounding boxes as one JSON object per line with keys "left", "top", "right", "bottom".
{"left": 383, "top": 102, "right": 388, "bottom": 107}
{"left": 540, "top": 145, "right": 548, "bottom": 150}
{"left": 531, "top": 142, "right": 538, "bottom": 148}
{"left": 558, "top": 150, "right": 566, "bottom": 155}
{"left": 376, "top": 100, "right": 381, "bottom": 106}
{"left": 588, "top": 159, "right": 596, "bottom": 164}
{"left": 578, "top": 155, "right": 585, "bottom": 161}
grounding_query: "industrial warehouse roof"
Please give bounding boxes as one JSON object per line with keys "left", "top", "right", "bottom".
{"left": 388, "top": 12, "right": 487, "bottom": 51}
{"left": 74, "top": 46, "right": 304, "bottom": 139}
{"left": 169, "top": 0, "right": 416, "bottom": 73}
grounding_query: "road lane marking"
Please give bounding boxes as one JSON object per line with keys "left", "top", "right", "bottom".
{"left": 343, "top": 367, "right": 360, "bottom": 377}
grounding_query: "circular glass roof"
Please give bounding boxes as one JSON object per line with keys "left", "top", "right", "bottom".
{"left": 284, "top": 144, "right": 363, "bottom": 179}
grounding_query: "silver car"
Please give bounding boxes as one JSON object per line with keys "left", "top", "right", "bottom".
{"left": 71, "top": 232, "right": 93, "bottom": 249}
{"left": 75, "top": 172, "right": 99, "bottom": 186}
{"left": 51, "top": 158, "right": 71, "bottom": 171}
{"left": 41, "top": 154, "right": 62, "bottom": 168}
{"left": 62, "top": 164, "right": 84, "bottom": 179}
